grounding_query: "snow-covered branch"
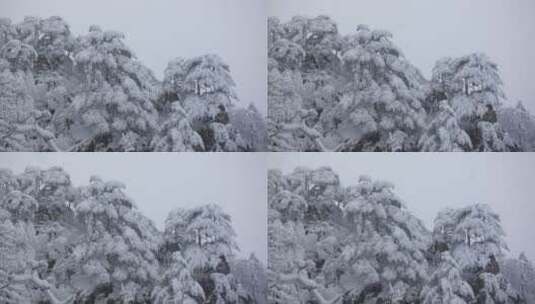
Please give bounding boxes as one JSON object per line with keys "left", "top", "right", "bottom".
{"left": 273, "top": 270, "right": 342, "bottom": 304}
{"left": 12, "top": 271, "right": 74, "bottom": 304}
{"left": 280, "top": 123, "right": 329, "bottom": 152}
{"left": 0, "top": 119, "right": 62, "bottom": 151}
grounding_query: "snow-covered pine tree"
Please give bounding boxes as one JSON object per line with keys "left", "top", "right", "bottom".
{"left": 0, "top": 207, "right": 39, "bottom": 303}
{"left": 232, "top": 253, "right": 268, "bottom": 304}
{"left": 474, "top": 272, "right": 522, "bottom": 304}
{"left": 164, "top": 204, "right": 247, "bottom": 303}
{"left": 161, "top": 55, "right": 246, "bottom": 151}
{"left": 0, "top": 59, "right": 36, "bottom": 151}
{"left": 0, "top": 38, "right": 64, "bottom": 151}
{"left": 419, "top": 100, "right": 472, "bottom": 151}
{"left": 0, "top": 16, "right": 264, "bottom": 152}
{"left": 338, "top": 175, "right": 431, "bottom": 302}
{"left": 268, "top": 67, "right": 330, "bottom": 152}
{"left": 1, "top": 166, "right": 262, "bottom": 303}
{"left": 0, "top": 177, "right": 37, "bottom": 302}
{"left": 268, "top": 167, "right": 534, "bottom": 304}
{"left": 268, "top": 67, "right": 320, "bottom": 151}
{"left": 285, "top": 167, "right": 342, "bottom": 223}
{"left": 0, "top": 181, "right": 73, "bottom": 304}
{"left": 420, "top": 251, "right": 475, "bottom": 304}
{"left": 209, "top": 272, "right": 252, "bottom": 304}
{"left": 267, "top": 15, "right": 535, "bottom": 152}
{"left": 433, "top": 204, "right": 522, "bottom": 304}
{"left": 498, "top": 101, "right": 535, "bottom": 151}
{"left": 22, "top": 16, "right": 77, "bottom": 146}
{"left": 72, "top": 176, "right": 160, "bottom": 302}
{"left": 268, "top": 16, "right": 340, "bottom": 152}
{"left": 151, "top": 101, "right": 205, "bottom": 151}
{"left": 268, "top": 17, "right": 430, "bottom": 152}
{"left": 269, "top": 37, "right": 305, "bottom": 72}
{"left": 151, "top": 252, "right": 205, "bottom": 304}
{"left": 17, "top": 16, "right": 75, "bottom": 70}
{"left": 0, "top": 17, "right": 75, "bottom": 151}
{"left": 70, "top": 25, "right": 159, "bottom": 151}
{"left": 300, "top": 15, "right": 341, "bottom": 72}
{"left": 267, "top": 170, "right": 309, "bottom": 303}
{"left": 269, "top": 168, "right": 433, "bottom": 304}
{"left": 502, "top": 253, "right": 535, "bottom": 304}
{"left": 165, "top": 204, "right": 238, "bottom": 272}
{"left": 430, "top": 53, "right": 510, "bottom": 151}
{"left": 15, "top": 167, "right": 82, "bottom": 298}
{"left": 333, "top": 25, "right": 427, "bottom": 151}
{"left": 229, "top": 103, "right": 267, "bottom": 151}
{"left": 433, "top": 204, "right": 507, "bottom": 270}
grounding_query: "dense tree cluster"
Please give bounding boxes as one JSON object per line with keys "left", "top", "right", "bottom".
{"left": 0, "top": 16, "right": 266, "bottom": 152}
{"left": 0, "top": 166, "right": 267, "bottom": 303}
{"left": 268, "top": 16, "right": 535, "bottom": 151}
{"left": 268, "top": 167, "right": 532, "bottom": 304}
{"left": 502, "top": 253, "right": 535, "bottom": 304}
{"left": 498, "top": 102, "right": 535, "bottom": 151}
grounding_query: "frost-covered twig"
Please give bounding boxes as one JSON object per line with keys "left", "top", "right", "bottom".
{"left": 66, "top": 136, "right": 94, "bottom": 152}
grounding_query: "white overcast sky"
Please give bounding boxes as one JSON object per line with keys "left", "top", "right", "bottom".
{"left": 1, "top": 0, "right": 267, "bottom": 114}
{"left": 269, "top": 153, "right": 535, "bottom": 262}
{"left": 0, "top": 152, "right": 268, "bottom": 264}
{"left": 270, "top": 0, "right": 535, "bottom": 113}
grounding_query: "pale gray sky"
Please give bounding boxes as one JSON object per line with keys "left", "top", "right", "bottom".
{"left": 1, "top": 0, "right": 267, "bottom": 114}
{"left": 270, "top": 0, "right": 535, "bottom": 113}
{"left": 0, "top": 152, "right": 268, "bottom": 264}
{"left": 269, "top": 153, "right": 535, "bottom": 262}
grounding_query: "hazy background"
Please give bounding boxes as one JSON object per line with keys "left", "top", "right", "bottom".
{"left": 1, "top": 0, "right": 267, "bottom": 114}
{"left": 270, "top": 0, "right": 535, "bottom": 113}
{"left": 0, "top": 152, "right": 268, "bottom": 264}
{"left": 269, "top": 153, "right": 535, "bottom": 262}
